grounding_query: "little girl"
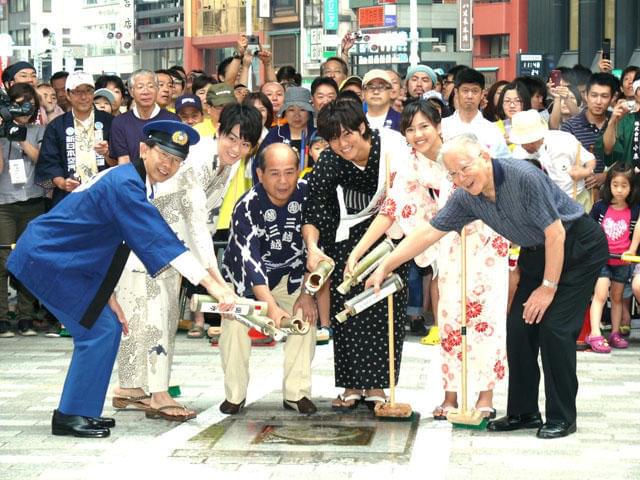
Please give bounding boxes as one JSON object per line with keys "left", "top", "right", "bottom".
{"left": 586, "top": 164, "right": 639, "bottom": 353}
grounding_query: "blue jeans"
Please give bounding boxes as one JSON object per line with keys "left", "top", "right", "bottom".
{"left": 406, "top": 261, "right": 426, "bottom": 317}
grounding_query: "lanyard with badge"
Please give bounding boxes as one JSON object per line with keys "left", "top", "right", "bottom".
{"left": 8, "top": 142, "right": 28, "bottom": 185}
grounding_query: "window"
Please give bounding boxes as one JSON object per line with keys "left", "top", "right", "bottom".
{"left": 43, "top": 0, "right": 52, "bottom": 12}
{"left": 304, "top": 0, "right": 322, "bottom": 28}
{"left": 273, "top": 0, "right": 296, "bottom": 16}
{"left": 432, "top": 28, "right": 456, "bottom": 53}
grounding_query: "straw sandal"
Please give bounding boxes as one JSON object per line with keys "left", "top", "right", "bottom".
{"left": 331, "top": 392, "right": 363, "bottom": 411}
{"left": 145, "top": 404, "right": 197, "bottom": 422}
{"left": 364, "top": 391, "right": 387, "bottom": 412}
{"left": 432, "top": 403, "right": 458, "bottom": 421}
{"left": 476, "top": 406, "right": 497, "bottom": 419}
{"left": 112, "top": 394, "right": 152, "bottom": 411}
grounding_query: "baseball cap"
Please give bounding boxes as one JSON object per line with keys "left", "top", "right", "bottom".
{"left": 362, "top": 69, "right": 393, "bottom": 86}
{"left": 174, "top": 94, "right": 203, "bottom": 114}
{"left": 66, "top": 71, "right": 95, "bottom": 91}
{"left": 206, "top": 83, "right": 236, "bottom": 107}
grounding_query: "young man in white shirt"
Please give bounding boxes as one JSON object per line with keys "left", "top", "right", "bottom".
{"left": 441, "top": 68, "right": 509, "bottom": 158}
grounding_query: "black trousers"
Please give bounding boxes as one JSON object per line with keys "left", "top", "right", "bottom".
{"left": 507, "top": 216, "right": 608, "bottom": 424}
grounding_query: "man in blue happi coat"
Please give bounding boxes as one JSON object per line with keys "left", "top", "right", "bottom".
{"left": 7, "top": 120, "right": 234, "bottom": 438}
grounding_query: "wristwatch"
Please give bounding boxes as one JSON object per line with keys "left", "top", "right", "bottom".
{"left": 302, "top": 285, "right": 315, "bottom": 297}
{"left": 542, "top": 279, "right": 558, "bottom": 290}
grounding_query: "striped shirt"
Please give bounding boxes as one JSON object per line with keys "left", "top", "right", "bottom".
{"left": 430, "top": 157, "right": 584, "bottom": 247}
{"left": 561, "top": 110, "right": 610, "bottom": 173}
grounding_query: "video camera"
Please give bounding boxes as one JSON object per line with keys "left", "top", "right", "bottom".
{"left": 0, "top": 91, "right": 30, "bottom": 142}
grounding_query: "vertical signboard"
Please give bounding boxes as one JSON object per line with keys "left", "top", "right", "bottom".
{"left": 119, "top": 0, "right": 135, "bottom": 51}
{"left": 458, "top": 0, "right": 472, "bottom": 52}
{"left": 324, "top": 0, "right": 339, "bottom": 31}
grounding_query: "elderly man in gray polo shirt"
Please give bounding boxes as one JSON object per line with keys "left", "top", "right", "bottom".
{"left": 366, "top": 134, "right": 608, "bottom": 439}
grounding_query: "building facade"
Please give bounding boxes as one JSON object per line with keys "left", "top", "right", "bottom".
{"left": 473, "top": 0, "right": 640, "bottom": 83}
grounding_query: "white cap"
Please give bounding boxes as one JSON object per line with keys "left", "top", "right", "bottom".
{"left": 66, "top": 70, "right": 95, "bottom": 91}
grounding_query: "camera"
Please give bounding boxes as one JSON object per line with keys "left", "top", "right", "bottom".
{"left": 0, "top": 91, "right": 29, "bottom": 142}
{"left": 246, "top": 34, "right": 260, "bottom": 56}
{"left": 627, "top": 100, "right": 637, "bottom": 112}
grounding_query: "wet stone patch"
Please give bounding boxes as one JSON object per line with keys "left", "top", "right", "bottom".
{"left": 177, "top": 400, "right": 420, "bottom": 464}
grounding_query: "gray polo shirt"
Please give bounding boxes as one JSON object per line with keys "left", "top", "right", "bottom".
{"left": 0, "top": 124, "right": 45, "bottom": 205}
{"left": 430, "top": 158, "right": 584, "bottom": 247}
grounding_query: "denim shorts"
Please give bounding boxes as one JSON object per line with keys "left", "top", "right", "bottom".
{"left": 599, "top": 264, "right": 632, "bottom": 284}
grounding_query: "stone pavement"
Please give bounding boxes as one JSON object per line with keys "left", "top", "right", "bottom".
{"left": 0, "top": 326, "right": 639, "bottom": 480}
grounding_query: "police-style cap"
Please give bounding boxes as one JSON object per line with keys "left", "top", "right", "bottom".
{"left": 142, "top": 120, "right": 200, "bottom": 160}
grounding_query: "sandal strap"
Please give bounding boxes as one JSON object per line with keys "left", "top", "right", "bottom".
{"left": 364, "top": 395, "right": 386, "bottom": 403}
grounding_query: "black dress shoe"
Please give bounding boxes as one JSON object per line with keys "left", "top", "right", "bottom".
{"left": 219, "top": 399, "right": 245, "bottom": 415}
{"left": 487, "top": 412, "right": 543, "bottom": 432}
{"left": 283, "top": 397, "right": 317, "bottom": 414}
{"left": 52, "top": 409, "right": 110, "bottom": 438}
{"left": 86, "top": 416, "right": 115, "bottom": 428}
{"left": 536, "top": 421, "right": 576, "bottom": 439}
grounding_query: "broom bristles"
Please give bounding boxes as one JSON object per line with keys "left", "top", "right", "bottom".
{"left": 374, "top": 402, "right": 413, "bottom": 418}
{"left": 447, "top": 409, "right": 487, "bottom": 428}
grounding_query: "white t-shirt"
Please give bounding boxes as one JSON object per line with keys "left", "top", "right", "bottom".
{"left": 442, "top": 110, "right": 510, "bottom": 158}
{"left": 512, "top": 130, "right": 595, "bottom": 196}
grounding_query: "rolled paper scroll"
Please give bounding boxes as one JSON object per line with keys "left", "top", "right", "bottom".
{"left": 336, "top": 274, "right": 404, "bottom": 323}
{"left": 190, "top": 294, "right": 268, "bottom": 316}
{"left": 280, "top": 309, "right": 310, "bottom": 335}
{"left": 337, "top": 239, "right": 395, "bottom": 295}
{"left": 305, "top": 259, "right": 335, "bottom": 294}
{"left": 235, "top": 313, "right": 286, "bottom": 342}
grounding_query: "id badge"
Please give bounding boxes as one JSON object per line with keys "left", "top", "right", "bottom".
{"left": 9, "top": 159, "right": 27, "bottom": 184}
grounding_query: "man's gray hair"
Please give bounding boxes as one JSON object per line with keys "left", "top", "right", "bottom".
{"left": 128, "top": 69, "right": 158, "bottom": 90}
{"left": 437, "top": 133, "right": 486, "bottom": 165}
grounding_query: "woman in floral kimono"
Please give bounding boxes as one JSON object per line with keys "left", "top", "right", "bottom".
{"left": 349, "top": 100, "right": 508, "bottom": 419}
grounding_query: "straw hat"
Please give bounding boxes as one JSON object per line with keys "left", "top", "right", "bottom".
{"left": 509, "top": 109, "right": 548, "bottom": 145}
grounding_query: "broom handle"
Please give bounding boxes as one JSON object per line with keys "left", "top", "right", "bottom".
{"left": 385, "top": 153, "right": 396, "bottom": 406}
{"left": 460, "top": 226, "right": 468, "bottom": 415}
{"left": 387, "top": 294, "right": 396, "bottom": 406}
{"left": 572, "top": 141, "right": 580, "bottom": 200}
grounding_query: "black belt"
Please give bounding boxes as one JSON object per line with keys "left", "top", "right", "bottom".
{"left": 522, "top": 244, "right": 544, "bottom": 252}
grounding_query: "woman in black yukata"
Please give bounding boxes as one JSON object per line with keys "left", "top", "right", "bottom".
{"left": 301, "top": 99, "right": 410, "bottom": 410}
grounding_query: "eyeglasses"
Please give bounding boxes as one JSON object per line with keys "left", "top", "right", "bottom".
{"left": 323, "top": 69, "right": 344, "bottom": 75}
{"left": 364, "top": 84, "right": 392, "bottom": 92}
{"left": 445, "top": 153, "right": 482, "bottom": 182}
{"left": 503, "top": 98, "right": 523, "bottom": 106}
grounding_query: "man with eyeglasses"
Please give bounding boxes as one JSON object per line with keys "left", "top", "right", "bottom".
{"left": 442, "top": 68, "right": 509, "bottom": 158}
{"left": 37, "top": 71, "right": 114, "bottom": 206}
{"left": 363, "top": 69, "right": 401, "bottom": 132}
{"left": 109, "top": 69, "right": 179, "bottom": 165}
{"left": 366, "top": 133, "right": 608, "bottom": 439}
{"left": 8, "top": 120, "right": 235, "bottom": 438}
